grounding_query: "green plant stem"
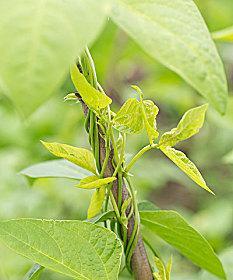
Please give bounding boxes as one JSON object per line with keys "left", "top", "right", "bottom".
{"left": 125, "top": 144, "right": 157, "bottom": 172}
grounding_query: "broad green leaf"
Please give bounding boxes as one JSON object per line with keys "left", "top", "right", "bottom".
{"left": 0, "top": 0, "right": 109, "bottom": 116}
{"left": 110, "top": 0, "right": 228, "bottom": 113}
{"left": 70, "top": 65, "right": 112, "bottom": 110}
{"left": 153, "top": 257, "right": 166, "bottom": 280}
{"left": 24, "top": 264, "right": 44, "bottom": 280}
{"left": 159, "top": 104, "right": 208, "bottom": 147}
{"left": 20, "top": 159, "right": 91, "bottom": 180}
{"left": 142, "top": 100, "right": 159, "bottom": 144}
{"left": 212, "top": 26, "right": 233, "bottom": 42}
{"left": 87, "top": 186, "right": 106, "bottom": 219}
{"left": 140, "top": 211, "right": 226, "bottom": 279}
{"left": 113, "top": 98, "right": 144, "bottom": 134}
{"left": 76, "top": 175, "right": 116, "bottom": 189}
{"left": 41, "top": 141, "right": 96, "bottom": 174}
{"left": 0, "top": 219, "right": 123, "bottom": 280}
{"left": 160, "top": 146, "right": 214, "bottom": 194}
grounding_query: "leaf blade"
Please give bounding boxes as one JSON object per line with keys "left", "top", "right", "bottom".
{"left": 140, "top": 210, "right": 226, "bottom": 279}
{"left": 76, "top": 176, "right": 116, "bottom": 189}
{"left": 87, "top": 186, "right": 106, "bottom": 219}
{"left": 0, "top": 219, "right": 123, "bottom": 280}
{"left": 41, "top": 141, "right": 96, "bottom": 174}
{"left": 111, "top": 0, "right": 228, "bottom": 113}
{"left": 160, "top": 146, "right": 214, "bottom": 194}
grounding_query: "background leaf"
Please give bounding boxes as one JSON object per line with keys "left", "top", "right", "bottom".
{"left": 110, "top": 0, "right": 228, "bottom": 113}
{"left": 212, "top": 26, "right": 233, "bottom": 42}
{"left": 24, "top": 264, "right": 44, "bottom": 280}
{"left": 20, "top": 159, "right": 92, "bottom": 180}
{"left": 0, "top": 0, "right": 108, "bottom": 116}
{"left": 140, "top": 211, "right": 225, "bottom": 279}
{"left": 0, "top": 219, "right": 123, "bottom": 280}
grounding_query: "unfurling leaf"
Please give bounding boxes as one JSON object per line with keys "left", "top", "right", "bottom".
{"left": 153, "top": 257, "right": 166, "bottom": 280}
{"left": 0, "top": 219, "right": 123, "bottom": 280}
{"left": 76, "top": 175, "right": 116, "bottom": 189}
{"left": 70, "top": 64, "right": 112, "bottom": 110}
{"left": 41, "top": 141, "right": 96, "bottom": 174}
{"left": 113, "top": 96, "right": 159, "bottom": 143}
{"left": 159, "top": 104, "right": 208, "bottom": 147}
{"left": 113, "top": 98, "right": 144, "bottom": 134}
{"left": 140, "top": 211, "right": 226, "bottom": 279}
{"left": 160, "top": 146, "right": 214, "bottom": 194}
{"left": 142, "top": 100, "right": 159, "bottom": 144}
{"left": 87, "top": 186, "right": 106, "bottom": 219}
{"left": 212, "top": 26, "right": 233, "bottom": 42}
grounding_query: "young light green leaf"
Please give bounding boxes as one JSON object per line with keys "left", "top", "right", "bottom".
{"left": 110, "top": 0, "right": 228, "bottom": 114}
{"left": 113, "top": 98, "right": 144, "bottom": 134}
{"left": 0, "top": 0, "right": 109, "bottom": 116}
{"left": 70, "top": 65, "right": 112, "bottom": 110}
{"left": 159, "top": 104, "right": 208, "bottom": 147}
{"left": 20, "top": 159, "right": 92, "bottom": 180}
{"left": 76, "top": 175, "right": 116, "bottom": 189}
{"left": 87, "top": 186, "right": 106, "bottom": 219}
{"left": 212, "top": 26, "right": 233, "bottom": 42}
{"left": 160, "top": 146, "right": 214, "bottom": 194}
{"left": 0, "top": 219, "right": 123, "bottom": 280}
{"left": 142, "top": 100, "right": 159, "bottom": 144}
{"left": 24, "top": 264, "right": 44, "bottom": 280}
{"left": 166, "top": 257, "right": 172, "bottom": 280}
{"left": 41, "top": 141, "right": 96, "bottom": 174}
{"left": 140, "top": 211, "right": 226, "bottom": 279}
{"left": 153, "top": 257, "right": 166, "bottom": 280}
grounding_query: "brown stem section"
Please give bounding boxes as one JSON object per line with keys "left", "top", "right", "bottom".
{"left": 80, "top": 102, "right": 153, "bottom": 280}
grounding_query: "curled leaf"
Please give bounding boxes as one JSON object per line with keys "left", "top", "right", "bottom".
{"left": 76, "top": 175, "right": 116, "bottom": 189}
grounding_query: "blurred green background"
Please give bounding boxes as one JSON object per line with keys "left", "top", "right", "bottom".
{"left": 0, "top": 0, "right": 233, "bottom": 279}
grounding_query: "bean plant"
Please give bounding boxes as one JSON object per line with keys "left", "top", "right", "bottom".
{"left": 0, "top": 49, "right": 226, "bottom": 280}
{"left": 0, "top": 1, "right": 231, "bottom": 280}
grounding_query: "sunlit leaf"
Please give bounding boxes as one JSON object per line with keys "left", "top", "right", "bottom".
{"left": 212, "top": 26, "right": 233, "bottom": 42}
{"left": 87, "top": 186, "right": 106, "bottom": 219}
{"left": 159, "top": 104, "right": 208, "bottom": 147}
{"left": 0, "top": 219, "right": 123, "bottom": 280}
{"left": 166, "top": 257, "right": 172, "bottom": 280}
{"left": 153, "top": 257, "right": 166, "bottom": 280}
{"left": 0, "top": 0, "right": 109, "bottom": 116}
{"left": 41, "top": 141, "right": 96, "bottom": 174}
{"left": 20, "top": 159, "right": 91, "bottom": 180}
{"left": 76, "top": 175, "right": 116, "bottom": 189}
{"left": 160, "top": 146, "right": 214, "bottom": 194}
{"left": 140, "top": 211, "right": 226, "bottom": 279}
{"left": 111, "top": 0, "right": 228, "bottom": 113}
{"left": 113, "top": 98, "right": 144, "bottom": 134}
{"left": 70, "top": 64, "right": 112, "bottom": 110}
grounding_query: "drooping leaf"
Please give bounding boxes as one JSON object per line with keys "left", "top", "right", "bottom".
{"left": 160, "top": 146, "right": 214, "bottom": 194}
{"left": 140, "top": 211, "right": 226, "bottom": 279}
{"left": 70, "top": 65, "right": 112, "bottom": 110}
{"left": 76, "top": 175, "right": 116, "bottom": 189}
{"left": 212, "top": 26, "right": 233, "bottom": 42}
{"left": 24, "top": 264, "right": 44, "bottom": 280}
{"left": 41, "top": 141, "right": 96, "bottom": 174}
{"left": 0, "top": 0, "right": 109, "bottom": 116}
{"left": 110, "top": 0, "right": 228, "bottom": 113}
{"left": 0, "top": 219, "right": 123, "bottom": 280}
{"left": 20, "top": 159, "right": 91, "bottom": 180}
{"left": 142, "top": 100, "right": 159, "bottom": 144}
{"left": 113, "top": 98, "right": 144, "bottom": 134}
{"left": 87, "top": 186, "right": 106, "bottom": 219}
{"left": 159, "top": 104, "right": 208, "bottom": 147}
